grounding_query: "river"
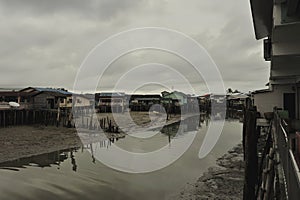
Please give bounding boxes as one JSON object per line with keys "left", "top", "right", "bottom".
{"left": 0, "top": 116, "right": 242, "bottom": 200}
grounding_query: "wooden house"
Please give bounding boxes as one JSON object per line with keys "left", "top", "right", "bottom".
{"left": 19, "top": 87, "right": 72, "bottom": 110}
{"left": 59, "top": 94, "right": 94, "bottom": 109}
{"left": 0, "top": 89, "right": 35, "bottom": 109}
{"left": 187, "top": 95, "right": 199, "bottom": 113}
{"left": 95, "top": 92, "right": 125, "bottom": 113}
{"left": 129, "top": 94, "right": 161, "bottom": 111}
{"left": 161, "top": 91, "right": 188, "bottom": 114}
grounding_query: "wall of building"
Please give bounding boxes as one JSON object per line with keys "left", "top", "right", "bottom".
{"left": 74, "top": 96, "right": 92, "bottom": 107}
{"left": 297, "top": 86, "right": 300, "bottom": 119}
{"left": 33, "top": 93, "right": 52, "bottom": 109}
{"left": 253, "top": 84, "right": 295, "bottom": 116}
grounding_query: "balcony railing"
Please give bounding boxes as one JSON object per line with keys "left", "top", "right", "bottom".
{"left": 274, "top": 110, "right": 300, "bottom": 199}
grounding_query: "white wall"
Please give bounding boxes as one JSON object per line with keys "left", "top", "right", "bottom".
{"left": 74, "top": 96, "right": 92, "bottom": 107}
{"left": 253, "top": 84, "right": 295, "bottom": 116}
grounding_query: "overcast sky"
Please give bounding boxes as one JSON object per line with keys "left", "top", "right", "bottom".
{"left": 0, "top": 0, "right": 269, "bottom": 95}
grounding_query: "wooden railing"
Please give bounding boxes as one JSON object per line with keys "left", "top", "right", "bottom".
{"left": 274, "top": 110, "right": 300, "bottom": 199}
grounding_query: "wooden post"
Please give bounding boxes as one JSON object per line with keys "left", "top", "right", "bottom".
{"left": 108, "top": 119, "right": 112, "bottom": 132}
{"left": 56, "top": 107, "right": 60, "bottom": 127}
{"left": 81, "top": 115, "right": 84, "bottom": 128}
{"left": 259, "top": 147, "right": 275, "bottom": 200}
{"left": 3, "top": 111, "right": 5, "bottom": 128}
{"left": 25, "top": 110, "right": 28, "bottom": 124}
{"left": 21, "top": 110, "right": 24, "bottom": 125}
{"left": 67, "top": 110, "right": 72, "bottom": 128}
{"left": 243, "top": 107, "right": 258, "bottom": 200}
{"left": 13, "top": 110, "right": 17, "bottom": 125}
{"left": 89, "top": 113, "right": 93, "bottom": 130}
{"left": 33, "top": 110, "right": 36, "bottom": 124}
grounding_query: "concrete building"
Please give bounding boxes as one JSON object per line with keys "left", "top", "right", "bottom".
{"left": 250, "top": 0, "right": 300, "bottom": 119}
{"left": 250, "top": 0, "right": 300, "bottom": 198}
{"left": 252, "top": 85, "right": 295, "bottom": 117}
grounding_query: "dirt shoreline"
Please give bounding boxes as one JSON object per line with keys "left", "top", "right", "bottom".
{"left": 0, "top": 126, "right": 81, "bottom": 164}
{"left": 176, "top": 144, "right": 244, "bottom": 200}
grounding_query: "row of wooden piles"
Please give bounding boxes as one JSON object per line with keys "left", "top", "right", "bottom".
{"left": 0, "top": 109, "right": 121, "bottom": 135}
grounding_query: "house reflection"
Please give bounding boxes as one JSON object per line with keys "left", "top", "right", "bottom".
{"left": 160, "top": 115, "right": 203, "bottom": 143}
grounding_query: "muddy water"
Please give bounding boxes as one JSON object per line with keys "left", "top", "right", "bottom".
{"left": 0, "top": 117, "right": 242, "bottom": 200}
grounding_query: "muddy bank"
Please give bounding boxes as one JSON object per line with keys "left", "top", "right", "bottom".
{"left": 0, "top": 112, "right": 186, "bottom": 164}
{"left": 177, "top": 144, "right": 244, "bottom": 200}
{"left": 0, "top": 126, "right": 82, "bottom": 163}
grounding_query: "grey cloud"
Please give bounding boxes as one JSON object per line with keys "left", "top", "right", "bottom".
{"left": 0, "top": 0, "right": 146, "bottom": 20}
{"left": 192, "top": 3, "right": 269, "bottom": 92}
{"left": 0, "top": 0, "right": 269, "bottom": 94}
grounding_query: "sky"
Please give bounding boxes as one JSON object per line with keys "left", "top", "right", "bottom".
{"left": 0, "top": 0, "right": 270, "bottom": 95}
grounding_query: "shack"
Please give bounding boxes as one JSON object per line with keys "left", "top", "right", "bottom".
{"left": 161, "top": 91, "right": 187, "bottom": 114}
{"left": 226, "top": 92, "right": 249, "bottom": 119}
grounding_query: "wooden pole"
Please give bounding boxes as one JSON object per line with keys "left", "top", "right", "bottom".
{"left": 243, "top": 107, "right": 258, "bottom": 200}
{"left": 67, "top": 110, "right": 72, "bottom": 128}
{"left": 89, "top": 113, "right": 93, "bottom": 130}
{"left": 2, "top": 111, "right": 5, "bottom": 128}
{"left": 56, "top": 107, "right": 60, "bottom": 127}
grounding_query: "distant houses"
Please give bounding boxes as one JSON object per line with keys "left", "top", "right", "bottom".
{"left": 0, "top": 87, "right": 72, "bottom": 110}
{"left": 0, "top": 87, "right": 250, "bottom": 116}
{"left": 226, "top": 93, "right": 249, "bottom": 110}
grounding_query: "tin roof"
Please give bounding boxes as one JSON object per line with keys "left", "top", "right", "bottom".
{"left": 34, "top": 87, "right": 72, "bottom": 95}
{"left": 20, "top": 87, "right": 72, "bottom": 96}
{"left": 98, "top": 92, "right": 125, "bottom": 97}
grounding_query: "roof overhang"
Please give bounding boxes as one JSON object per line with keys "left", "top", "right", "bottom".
{"left": 251, "top": 89, "right": 272, "bottom": 94}
{"left": 250, "top": 0, "right": 273, "bottom": 39}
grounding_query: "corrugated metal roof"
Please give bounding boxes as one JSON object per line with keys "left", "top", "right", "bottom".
{"left": 251, "top": 89, "right": 272, "bottom": 94}
{"left": 227, "top": 93, "right": 249, "bottom": 100}
{"left": 34, "top": 88, "right": 72, "bottom": 95}
{"left": 135, "top": 98, "right": 160, "bottom": 101}
{"left": 99, "top": 92, "right": 125, "bottom": 97}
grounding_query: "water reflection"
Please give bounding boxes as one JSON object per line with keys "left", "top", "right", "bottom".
{"left": 0, "top": 113, "right": 243, "bottom": 200}
{"left": 0, "top": 113, "right": 217, "bottom": 172}
{"left": 0, "top": 148, "right": 80, "bottom": 172}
